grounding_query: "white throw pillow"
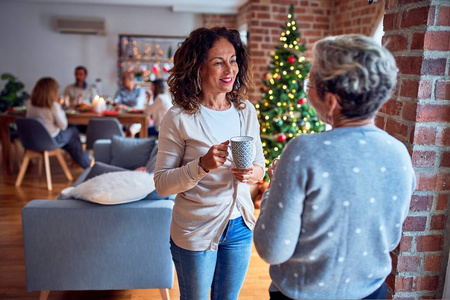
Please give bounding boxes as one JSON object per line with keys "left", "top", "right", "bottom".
{"left": 60, "top": 171, "right": 154, "bottom": 205}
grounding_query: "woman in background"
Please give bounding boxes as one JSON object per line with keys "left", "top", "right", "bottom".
{"left": 154, "top": 27, "right": 265, "bottom": 300}
{"left": 144, "top": 79, "right": 172, "bottom": 136}
{"left": 26, "top": 77, "right": 90, "bottom": 169}
{"left": 254, "top": 35, "right": 416, "bottom": 299}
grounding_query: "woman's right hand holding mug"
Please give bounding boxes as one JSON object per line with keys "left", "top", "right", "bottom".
{"left": 200, "top": 140, "right": 230, "bottom": 172}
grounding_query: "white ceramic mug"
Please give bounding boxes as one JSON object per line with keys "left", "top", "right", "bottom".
{"left": 230, "top": 136, "right": 254, "bottom": 169}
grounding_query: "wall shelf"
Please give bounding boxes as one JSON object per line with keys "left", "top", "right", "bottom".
{"left": 118, "top": 34, "right": 185, "bottom": 84}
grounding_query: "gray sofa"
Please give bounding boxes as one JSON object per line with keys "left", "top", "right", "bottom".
{"left": 21, "top": 139, "right": 174, "bottom": 300}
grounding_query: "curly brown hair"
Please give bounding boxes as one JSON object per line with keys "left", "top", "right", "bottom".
{"left": 168, "top": 26, "right": 251, "bottom": 114}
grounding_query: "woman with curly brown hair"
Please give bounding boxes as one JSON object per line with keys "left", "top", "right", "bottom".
{"left": 154, "top": 27, "right": 265, "bottom": 300}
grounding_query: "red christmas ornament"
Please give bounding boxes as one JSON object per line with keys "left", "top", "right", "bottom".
{"left": 152, "top": 64, "right": 160, "bottom": 74}
{"left": 278, "top": 134, "right": 287, "bottom": 142}
{"left": 298, "top": 97, "right": 307, "bottom": 105}
{"left": 288, "top": 56, "right": 296, "bottom": 64}
{"left": 277, "top": 74, "right": 281, "bottom": 80}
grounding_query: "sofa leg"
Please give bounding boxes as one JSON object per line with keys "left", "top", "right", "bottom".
{"left": 39, "top": 290, "right": 50, "bottom": 300}
{"left": 159, "top": 288, "right": 170, "bottom": 300}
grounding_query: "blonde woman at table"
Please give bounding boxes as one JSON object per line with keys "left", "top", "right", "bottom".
{"left": 154, "top": 26, "right": 265, "bottom": 300}
{"left": 26, "top": 77, "right": 91, "bottom": 169}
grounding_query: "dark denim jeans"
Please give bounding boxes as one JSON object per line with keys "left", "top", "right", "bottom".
{"left": 54, "top": 125, "right": 90, "bottom": 168}
{"left": 170, "top": 216, "right": 253, "bottom": 300}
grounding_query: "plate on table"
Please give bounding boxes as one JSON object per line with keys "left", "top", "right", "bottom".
{"left": 127, "top": 108, "right": 144, "bottom": 114}
{"left": 103, "top": 110, "right": 119, "bottom": 116}
{"left": 65, "top": 109, "right": 78, "bottom": 115}
{"left": 7, "top": 106, "right": 25, "bottom": 114}
{"left": 76, "top": 103, "right": 94, "bottom": 112}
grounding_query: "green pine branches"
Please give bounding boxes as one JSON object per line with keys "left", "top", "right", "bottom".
{"left": 256, "top": 4, "right": 325, "bottom": 178}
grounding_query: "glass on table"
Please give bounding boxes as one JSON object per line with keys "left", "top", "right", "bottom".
{"left": 59, "top": 95, "right": 70, "bottom": 110}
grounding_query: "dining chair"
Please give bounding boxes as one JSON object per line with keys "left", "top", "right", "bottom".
{"left": 85, "top": 118, "right": 124, "bottom": 151}
{"left": 15, "top": 118, "right": 73, "bottom": 191}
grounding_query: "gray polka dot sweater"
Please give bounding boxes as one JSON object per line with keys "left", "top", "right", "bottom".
{"left": 254, "top": 125, "right": 416, "bottom": 299}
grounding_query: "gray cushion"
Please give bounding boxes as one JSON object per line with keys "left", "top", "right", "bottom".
{"left": 84, "top": 162, "right": 127, "bottom": 182}
{"left": 110, "top": 136, "right": 156, "bottom": 170}
{"left": 145, "top": 144, "right": 159, "bottom": 174}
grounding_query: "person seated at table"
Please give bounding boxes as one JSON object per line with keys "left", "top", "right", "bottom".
{"left": 64, "top": 65, "right": 97, "bottom": 107}
{"left": 114, "top": 70, "right": 147, "bottom": 137}
{"left": 114, "top": 70, "right": 146, "bottom": 110}
{"left": 144, "top": 79, "right": 173, "bottom": 137}
{"left": 26, "top": 77, "right": 91, "bottom": 169}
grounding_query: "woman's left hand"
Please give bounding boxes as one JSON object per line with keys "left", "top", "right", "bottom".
{"left": 231, "top": 165, "right": 255, "bottom": 184}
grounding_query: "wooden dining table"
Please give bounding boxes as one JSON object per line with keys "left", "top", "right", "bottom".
{"left": 0, "top": 111, "right": 149, "bottom": 175}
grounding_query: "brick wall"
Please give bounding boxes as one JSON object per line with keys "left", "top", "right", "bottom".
{"left": 202, "top": 14, "right": 237, "bottom": 29}
{"left": 332, "top": 0, "right": 385, "bottom": 36}
{"left": 376, "top": 0, "right": 449, "bottom": 298}
{"left": 200, "top": 1, "right": 385, "bottom": 102}
{"left": 243, "top": 0, "right": 334, "bottom": 101}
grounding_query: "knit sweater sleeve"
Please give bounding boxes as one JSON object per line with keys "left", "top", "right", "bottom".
{"left": 254, "top": 138, "right": 306, "bottom": 264}
{"left": 154, "top": 108, "right": 207, "bottom": 197}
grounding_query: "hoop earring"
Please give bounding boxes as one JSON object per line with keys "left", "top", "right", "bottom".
{"left": 195, "top": 72, "right": 202, "bottom": 94}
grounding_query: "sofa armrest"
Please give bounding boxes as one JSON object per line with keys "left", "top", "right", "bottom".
{"left": 93, "top": 139, "right": 112, "bottom": 164}
{"left": 22, "top": 199, "right": 174, "bottom": 291}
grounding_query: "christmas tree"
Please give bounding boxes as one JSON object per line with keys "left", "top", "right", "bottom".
{"left": 256, "top": 4, "right": 325, "bottom": 179}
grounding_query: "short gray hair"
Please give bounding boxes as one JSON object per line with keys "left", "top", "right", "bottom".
{"left": 313, "top": 34, "right": 398, "bottom": 120}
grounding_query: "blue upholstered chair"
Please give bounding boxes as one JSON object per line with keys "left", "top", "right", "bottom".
{"left": 15, "top": 117, "right": 73, "bottom": 191}
{"left": 85, "top": 118, "right": 124, "bottom": 151}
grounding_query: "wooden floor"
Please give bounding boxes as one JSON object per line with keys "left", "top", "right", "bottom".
{"left": 0, "top": 148, "right": 272, "bottom": 299}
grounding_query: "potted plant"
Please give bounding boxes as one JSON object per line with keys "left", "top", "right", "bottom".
{"left": 0, "top": 73, "right": 30, "bottom": 113}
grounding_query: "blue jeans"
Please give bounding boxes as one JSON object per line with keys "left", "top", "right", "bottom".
{"left": 170, "top": 217, "right": 253, "bottom": 300}
{"left": 54, "top": 125, "right": 90, "bottom": 169}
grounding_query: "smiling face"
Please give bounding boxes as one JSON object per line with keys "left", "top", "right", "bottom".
{"left": 199, "top": 38, "right": 239, "bottom": 96}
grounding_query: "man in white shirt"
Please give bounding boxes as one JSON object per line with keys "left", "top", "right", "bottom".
{"left": 64, "top": 65, "right": 97, "bottom": 106}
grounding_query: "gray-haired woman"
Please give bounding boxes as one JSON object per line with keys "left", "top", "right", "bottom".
{"left": 254, "top": 34, "right": 416, "bottom": 299}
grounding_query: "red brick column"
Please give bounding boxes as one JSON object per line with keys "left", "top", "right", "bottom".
{"left": 332, "top": 0, "right": 385, "bottom": 36}
{"left": 202, "top": 14, "right": 237, "bottom": 29}
{"left": 378, "top": 1, "right": 450, "bottom": 298}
